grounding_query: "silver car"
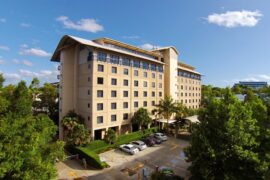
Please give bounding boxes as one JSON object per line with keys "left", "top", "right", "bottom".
{"left": 154, "top": 133, "right": 168, "bottom": 141}
{"left": 119, "top": 144, "right": 139, "bottom": 155}
{"left": 131, "top": 141, "right": 147, "bottom": 151}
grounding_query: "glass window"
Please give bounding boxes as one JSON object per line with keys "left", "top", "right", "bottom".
{"left": 143, "top": 91, "right": 147, "bottom": 97}
{"left": 134, "top": 91, "right": 139, "bottom": 97}
{"left": 142, "top": 62, "right": 149, "bottom": 69}
{"left": 97, "top": 77, "right": 104, "bottom": 84}
{"left": 87, "top": 51, "right": 93, "bottom": 61}
{"left": 152, "top": 101, "right": 155, "bottom": 106}
{"left": 123, "top": 102, "right": 128, "bottom": 108}
{"left": 143, "top": 101, "right": 147, "bottom": 107}
{"left": 152, "top": 73, "right": 155, "bottom": 78}
{"left": 134, "top": 70, "right": 139, "bottom": 76}
{"left": 134, "top": 101, "right": 139, "bottom": 108}
{"left": 134, "top": 80, "right": 139, "bottom": 87}
{"left": 152, "top": 82, "right": 155, "bottom": 88}
{"left": 112, "top": 67, "right": 117, "bottom": 73}
{"left": 150, "top": 64, "right": 156, "bottom": 71}
{"left": 152, "top": 91, "right": 155, "bottom": 97}
{"left": 97, "top": 103, "right": 103, "bottom": 111}
{"left": 158, "top": 65, "right": 163, "bottom": 72}
{"left": 123, "top": 79, "right": 128, "bottom": 86}
{"left": 97, "top": 52, "right": 107, "bottom": 62}
{"left": 98, "top": 64, "right": 104, "bottom": 72}
{"left": 122, "top": 58, "right": 130, "bottom": 66}
{"left": 110, "top": 55, "right": 120, "bottom": 64}
{"left": 159, "top": 74, "right": 162, "bottom": 79}
{"left": 143, "top": 81, "right": 147, "bottom": 87}
{"left": 123, "top": 113, "right": 128, "bottom": 120}
{"left": 111, "top": 90, "right": 117, "bottom": 97}
{"left": 123, "top": 68, "right": 129, "bottom": 75}
{"left": 97, "top": 90, "right": 103, "bottom": 97}
{"left": 133, "top": 60, "right": 140, "bottom": 68}
{"left": 111, "top": 103, "right": 117, "bottom": 109}
{"left": 111, "top": 78, "right": 117, "bottom": 85}
{"left": 123, "top": 91, "right": 128, "bottom": 97}
{"left": 111, "top": 115, "right": 117, "bottom": 122}
{"left": 159, "top": 83, "right": 162, "bottom": 88}
{"left": 143, "top": 72, "right": 147, "bottom": 78}
{"left": 97, "top": 116, "right": 103, "bottom": 124}
{"left": 159, "top": 92, "right": 162, "bottom": 97}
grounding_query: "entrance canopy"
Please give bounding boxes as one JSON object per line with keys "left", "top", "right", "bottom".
{"left": 156, "top": 119, "right": 176, "bottom": 124}
{"left": 184, "top": 115, "right": 200, "bottom": 124}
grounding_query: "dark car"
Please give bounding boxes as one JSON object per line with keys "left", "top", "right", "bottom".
{"left": 142, "top": 137, "right": 155, "bottom": 146}
{"left": 149, "top": 134, "right": 162, "bottom": 144}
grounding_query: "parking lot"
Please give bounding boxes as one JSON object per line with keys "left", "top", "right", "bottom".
{"left": 57, "top": 137, "right": 190, "bottom": 179}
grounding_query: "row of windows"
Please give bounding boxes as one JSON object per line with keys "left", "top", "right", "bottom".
{"left": 179, "top": 85, "right": 201, "bottom": 91}
{"left": 90, "top": 52, "right": 164, "bottom": 72}
{"left": 97, "top": 113, "right": 129, "bottom": 124}
{"left": 97, "top": 77, "right": 162, "bottom": 88}
{"left": 180, "top": 99, "right": 201, "bottom": 104}
{"left": 96, "top": 100, "right": 157, "bottom": 111}
{"left": 179, "top": 78, "right": 201, "bottom": 85}
{"left": 97, "top": 64, "right": 163, "bottom": 79}
{"left": 178, "top": 92, "right": 201, "bottom": 97}
{"left": 95, "top": 90, "right": 163, "bottom": 98}
{"left": 178, "top": 70, "right": 201, "bottom": 80}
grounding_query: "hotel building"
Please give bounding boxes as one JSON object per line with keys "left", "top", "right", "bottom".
{"left": 51, "top": 35, "right": 201, "bottom": 139}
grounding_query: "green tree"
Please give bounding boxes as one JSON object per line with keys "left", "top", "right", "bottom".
{"left": 185, "top": 88, "right": 269, "bottom": 179}
{"left": 154, "top": 96, "right": 177, "bottom": 131}
{"left": 174, "top": 103, "right": 190, "bottom": 137}
{"left": 132, "top": 108, "right": 152, "bottom": 130}
{"left": 0, "top": 73, "right": 4, "bottom": 89}
{"left": 104, "top": 128, "right": 117, "bottom": 144}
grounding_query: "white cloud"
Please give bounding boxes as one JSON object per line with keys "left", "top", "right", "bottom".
{"left": 12, "top": 59, "right": 20, "bottom": 64}
{"left": 0, "top": 45, "right": 10, "bottom": 51}
{"left": 122, "top": 35, "right": 140, "bottom": 39}
{"left": 22, "top": 60, "right": 33, "bottom": 67}
{"left": 206, "top": 10, "right": 262, "bottom": 28}
{"left": 0, "top": 59, "right": 5, "bottom": 64}
{"left": 139, "top": 43, "right": 160, "bottom": 50}
{"left": 4, "top": 73, "right": 21, "bottom": 80}
{"left": 20, "top": 23, "right": 31, "bottom": 28}
{"left": 56, "top": 16, "right": 103, "bottom": 33}
{"left": 0, "top": 18, "right": 6, "bottom": 23}
{"left": 258, "top": 74, "right": 270, "bottom": 80}
{"left": 19, "top": 46, "right": 51, "bottom": 57}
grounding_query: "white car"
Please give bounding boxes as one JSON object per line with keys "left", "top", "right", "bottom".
{"left": 119, "top": 144, "right": 139, "bottom": 155}
{"left": 131, "top": 141, "right": 147, "bottom": 151}
{"left": 154, "top": 133, "right": 168, "bottom": 141}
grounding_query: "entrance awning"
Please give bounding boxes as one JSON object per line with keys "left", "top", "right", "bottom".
{"left": 156, "top": 119, "right": 176, "bottom": 124}
{"left": 184, "top": 115, "right": 200, "bottom": 124}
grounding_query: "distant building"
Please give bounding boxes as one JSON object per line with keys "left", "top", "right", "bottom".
{"left": 234, "top": 81, "right": 268, "bottom": 89}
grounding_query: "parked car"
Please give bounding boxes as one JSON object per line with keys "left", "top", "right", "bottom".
{"left": 119, "top": 144, "right": 139, "bottom": 155}
{"left": 148, "top": 135, "right": 162, "bottom": 144}
{"left": 154, "top": 133, "right": 168, "bottom": 141}
{"left": 131, "top": 141, "right": 147, "bottom": 151}
{"left": 142, "top": 137, "right": 156, "bottom": 147}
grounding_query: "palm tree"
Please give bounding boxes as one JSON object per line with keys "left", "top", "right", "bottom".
{"left": 132, "top": 108, "right": 152, "bottom": 130}
{"left": 174, "top": 103, "right": 190, "bottom": 137}
{"left": 154, "top": 95, "right": 177, "bottom": 131}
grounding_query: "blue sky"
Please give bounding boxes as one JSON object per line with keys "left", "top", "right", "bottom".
{"left": 0, "top": 0, "right": 269, "bottom": 87}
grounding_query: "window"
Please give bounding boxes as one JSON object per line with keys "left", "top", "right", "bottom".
{"left": 97, "top": 90, "right": 103, "bottom": 97}
{"left": 110, "top": 55, "right": 120, "bottom": 64}
{"left": 87, "top": 90, "right": 90, "bottom": 95}
{"left": 88, "top": 103, "right": 90, "bottom": 108}
{"left": 111, "top": 78, "right": 117, "bottom": 85}
{"left": 98, "top": 52, "right": 107, "bottom": 62}
{"left": 88, "top": 64, "right": 91, "bottom": 69}
{"left": 97, "top": 116, "right": 103, "bottom": 124}
{"left": 97, "top": 103, "right": 103, "bottom": 111}
{"left": 134, "top": 101, "right": 139, "bottom": 108}
{"left": 88, "top": 77, "right": 90, "bottom": 82}
{"left": 143, "top": 72, "right": 147, "bottom": 78}
{"left": 123, "top": 113, "right": 128, "bottom": 120}
{"left": 123, "top": 91, "right": 128, "bottom": 97}
{"left": 142, "top": 62, "right": 149, "bottom": 69}
{"left": 181, "top": 85, "right": 183, "bottom": 90}
{"left": 87, "top": 51, "right": 93, "bottom": 61}
{"left": 112, "top": 67, "right": 117, "bottom": 73}
{"left": 123, "top": 68, "right": 129, "bottom": 75}
{"left": 152, "top": 73, "right": 155, "bottom": 79}
{"left": 159, "top": 83, "right": 162, "bottom": 88}
{"left": 151, "top": 64, "right": 156, "bottom": 71}
{"left": 134, "top": 70, "right": 139, "bottom": 76}
{"left": 158, "top": 65, "right": 163, "bottom": 72}
{"left": 134, "top": 91, "right": 139, "bottom": 97}
{"left": 152, "top": 91, "right": 155, "bottom": 97}
{"left": 143, "top": 81, "right": 147, "bottom": 87}
{"left": 111, "top": 115, "right": 117, "bottom": 122}
{"left": 87, "top": 116, "right": 90, "bottom": 121}
{"left": 122, "top": 58, "right": 130, "bottom": 66}
{"left": 152, "top": 82, "right": 155, "bottom": 88}
{"left": 123, "top": 79, "right": 128, "bottom": 86}
{"left": 111, "top": 103, "right": 117, "bottom": 109}
{"left": 123, "top": 102, "right": 128, "bottom": 108}
{"left": 159, "top": 74, "right": 162, "bottom": 79}
{"left": 152, "top": 101, "right": 155, "bottom": 106}
{"left": 143, "top": 91, "right": 147, "bottom": 97}
{"left": 143, "top": 101, "right": 147, "bottom": 107}
{"left": 133, "top": 60, "right": 140, "bottom": 68}
{"left": 134, "top": 80, "right": 139, "bottom": 87}
{"left": 159, "top": 92, "right": 162, "bottom": 97}
{"left": 98, "top": 64, "right": 104, "bottom": 72}
{"left": 97, "top": 77, "right": 104, "bottom": 84}
{"left": 111, "top": 90, "right": 117, "bottom": 97}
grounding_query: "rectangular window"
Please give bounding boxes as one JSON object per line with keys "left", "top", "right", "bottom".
{"left": 110, "top": 55, "right": 120, "bottom": 64}
{"left": 97, "top": 90, "right": 103, "bottom": 97}
{"left": 123, "top": 68, "right": 129, "bottom": 75}
{"left": 152, "top": 82, "right": 155, "bottom": 88}
{"left": 134, "top": 91, "right": 138, "bottom": 97}
{"left": 152, "top": 101, "right": 155, "bottom": 106}
{"left": 88, "top": 77, "right": 90, "bottom": 82}
{"left": 158, "top": 65, "right": 163, "bottom": 72}
{"left": 98, "top": 64, "right": 104, "bottom": 72}
{"left": 87, "top": 51, "right": 93, "bottom": 61}
{"left": 97, "top": 103, "right": 103, "bottom": 111}
{"left": 123, "top": 79, "right": 128, "bottom": 86}
{"left": 134, "top": 101, "right": 139, "bottom": 108}
{"left": 152, "top": 73, "right": 155, "bottom": 78}
{"left": 97, "top": 52, "right": 107, "bottom": 62}
{"left": 159, "top": 83, "right": 162, "bottom": 88}
{"left": 88, "top": 103, "right": 90, "bottom": 108}
{"left": 111, "top": 103, "right": 117, "bottom": 109}
{"left": 123, "top": 91, "right": 128, "bottom": 97}
{"left": 133, "top": 60, "right": 140, "bottom": 68}
{"left": 123, "top": 113, "right": 128, "bottom": 120}
{"left": 111, "top": 67, "right": 117, "bottom": 73}
{"left": 159, "top": 74, "right": 162, "bottom": 79}
{"left": 134, "top": 70, "right": 139, "bottom": 76}
{"left": 122, "top": 58, "right": 130, "bottom": 66}
{"left": 97, "top": 77, "right": 104, "bottom": 84}
{"left": 123, "top": 102, "right": 128, "bottom": 108}
{"left": 143, "top": 101, "right": 147, "bottom": 107}
{"left": 111, "top": 78, "right": 117, "bottom": 85}
{"left": 142, "top": 62, "right": 149, "bottom": 69}
{"left": 134, "top": 80, "right": 139, "bottom": 87}
{"left": 150, "top": 64, "right": 156, "bottom": 71}
{"left": 87, "top": 90, "right": 90, "bottom": 95}
{"left": 111, "top": 90, "right": 117, "bottom": 97}
{"left": 143, "top": 81, "right": 147, "bottom": 87}
{"left": 97, "top": 116, "right": 103, "bottom": 124}
{"left": 159, "top": 92, "right": 162, "bottom": 97}
{"left": 152, "top": 91, "right": 155, "bottom": 97}
{"left": 143, "top": 91, "right": 147, "bottom": 97}
{"left": 143, "top": 72, "right": 147, "bottom": 78}
{"left": 111, "top": 115, "right": 117, "bottom": 122}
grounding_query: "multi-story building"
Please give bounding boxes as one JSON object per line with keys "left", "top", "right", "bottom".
{"left": 234, "top": 81, "right": 268, "bottom": 89}
{"left": 51, "top": 35, "right": 201, "bottom": 140}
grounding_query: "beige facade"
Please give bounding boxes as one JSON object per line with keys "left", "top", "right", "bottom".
{"left": 51, "top": 35, "right": 201, "bottom": 140}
